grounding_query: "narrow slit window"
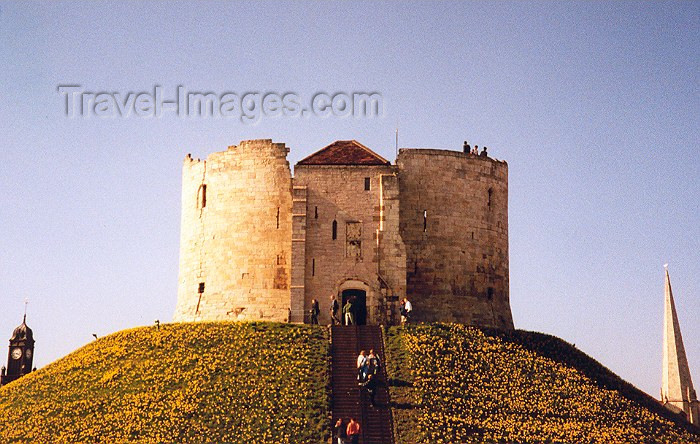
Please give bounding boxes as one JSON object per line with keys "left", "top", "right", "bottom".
{"left": 487, "top": 287, "right": 494, "bottom": 301}
{"left": 332, "top": 220, "right": 337, "bottom": 240}
{"left": 195, "top": 283, "right": 205, "bottom": 314}
{"left": 276, "top": 207, "right": 280, "bottom": 229}
{"left": 314, "top": 206, "right": 318, "bottom": 219}
{"left": 487, "top": 188, "right": 493, "bottom": 208}
{"left": 364, "top": 177, "right": 371, "bottom": 191}
{"left": 312, "top": 258, "right": 315, "bottom": 276}
{"left": 197, "top": 184, "right": 207, "bottom": 209}
{"left": 423, "top": 210, "right": 427, "bottom": 232}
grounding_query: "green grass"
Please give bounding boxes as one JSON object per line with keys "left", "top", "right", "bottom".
{"left": 385, "top": 323, "right": 700, "bottom": 444}
{"left": 0, "top": 322, "right": 330, "bottom": 444}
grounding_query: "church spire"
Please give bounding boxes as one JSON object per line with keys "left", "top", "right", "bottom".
{"left": 661, "top": 265, "right": 699, "bottom": 425}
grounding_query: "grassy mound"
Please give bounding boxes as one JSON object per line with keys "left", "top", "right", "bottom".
{"left": 3, "top": 321, "right": 698, "bottom": 443}
{"left": 385, "top": 323, "right": 700, "bottom": 444}
{"left": 0, "top": 322, "right": 329, "bottom": 444}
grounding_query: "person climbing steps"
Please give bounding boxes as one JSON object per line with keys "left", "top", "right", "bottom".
{"left": 331, "top": 325, "right": 394, "bottom": 443}
{"left": 346, "top": 417, "right": 360, "bottom": 444}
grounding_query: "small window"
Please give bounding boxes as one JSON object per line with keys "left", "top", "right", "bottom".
{"left": 312, "top": 258, "right": 315, "bottom": 276}
{"left": 332, "top": 220, "right": 337, "bottom": 240}
{"left": 195, "top": 285, "right": 204, "bottom": 314}
{"left": 423, "top": 210, "right": 427, "bottom": 232}
{"left": 487, "top": 287, "right": 494, "bottom": 301}
{"left": 314, "top": 206, "right": 318, "bottom": 219}
{"left": 197, "top": 184, "right": 207, "bottom": 209}
{"left": 276, "top": 207, "right": 280, "bottom": 229}
{"left": 364, "top": 177, "right": 371, "bottom": 191}
{"left": 487, "top": 188, "right": 493, "bottom": 208}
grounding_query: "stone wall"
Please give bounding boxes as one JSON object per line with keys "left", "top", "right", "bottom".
{"left": 293, "top": 164, "right": 396, "bottom": 324}
{"left": 397, "top": 149, "right": 513, "bottom": 328}
{"left": 173, "top": 140, "right": 293, "bottom": 322}
{"left": 378, "top": 173, "right": 407, "bottom": 324}
{"left": 173, "top": 140, "right": 515, "bottom": 330}
{"left": 289, "top": 184, "right": 307, "bottom": 322}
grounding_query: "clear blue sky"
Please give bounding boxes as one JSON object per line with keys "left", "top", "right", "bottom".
{"left": 0, "top": 1, "right": 697, "bottom": 398}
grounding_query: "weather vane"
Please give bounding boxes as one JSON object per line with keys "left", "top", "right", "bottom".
{"left": 24, "top": 298, "right": 29, "bottom": 319}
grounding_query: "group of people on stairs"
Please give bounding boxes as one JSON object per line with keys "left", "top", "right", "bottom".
{"left": 332, "top": 349, "right": 384, "bottom": 443}
{"left": 333, "top": 417, "right": 360, "bottom": 444}
{"left": 356, "top": 349, "right": 382, "bottom": 407}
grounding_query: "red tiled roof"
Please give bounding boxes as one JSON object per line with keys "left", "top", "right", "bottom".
{"left": 296, "top": 140, "right": 391, "bottom": 166}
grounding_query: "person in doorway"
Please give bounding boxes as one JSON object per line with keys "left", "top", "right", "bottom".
{"left": 356, "top": 350, "right": 367, "bottom": 382}
{"left": 333, "top": 417, "right": 347, "bottom": 444}
{"left": 400, "top": 297, "right": 412, "bottom": 324}
{"left": 330, "top": 295, "right": 340, "bottom": 325}
{"left": 367, "top": 349, "right": 381, "bottom": 377}
{"left": 310, "top": 299, "right": 320, "bottom": 325}
{"left": 346, "top": 417, "right": 360, "bottom": 444}
{"left": 343, "top": 298, "right": 355, "bottom": 326}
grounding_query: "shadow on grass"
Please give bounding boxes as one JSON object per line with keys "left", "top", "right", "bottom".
{"left": 482, "top": 327, "right": 700, "bottom": 435}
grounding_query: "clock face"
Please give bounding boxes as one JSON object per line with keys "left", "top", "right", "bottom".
{"left": 11, "top": 348, "right": 22, "bottom": 360}
{"left": 25, "top": 349, "right": 32, "bottom": 359}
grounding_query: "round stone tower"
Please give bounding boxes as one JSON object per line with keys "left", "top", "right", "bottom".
{"left": 173, "top": 139, "right": 293, "bottom": 322}
{"left": 397, "top": 149, "right": 513, "bottom": 329}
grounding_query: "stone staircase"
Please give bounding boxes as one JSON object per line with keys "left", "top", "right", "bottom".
{"left": 331, "top": 325, "right": 394, "bottom": 444}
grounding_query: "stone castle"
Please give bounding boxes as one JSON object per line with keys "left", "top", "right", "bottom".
{"left": 174, "top": 139, "right": 513, "bottom": 329}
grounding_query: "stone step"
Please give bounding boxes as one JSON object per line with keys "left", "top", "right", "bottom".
{"left": 331, "top": 325, "right": 394, "bottom": 444}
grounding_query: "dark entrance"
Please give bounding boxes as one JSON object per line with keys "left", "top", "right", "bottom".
{"left": 341, "top": 289, "right": 367, "bottom": 325}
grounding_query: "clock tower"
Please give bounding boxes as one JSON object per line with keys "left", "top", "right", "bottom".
{"left": 0, "top": 314, "right": 35, "bottom": 386}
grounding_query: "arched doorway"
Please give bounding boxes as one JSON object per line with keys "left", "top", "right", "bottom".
{"left": 342, "top": 288, "right": 367, "bottom": 325}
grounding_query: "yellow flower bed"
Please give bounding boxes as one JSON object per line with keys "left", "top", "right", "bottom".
{"left": 0, "top": 322, "right": 329, "bottom": 443}
{"left": 386, "top": 323, "right": 700, "bottom": 443}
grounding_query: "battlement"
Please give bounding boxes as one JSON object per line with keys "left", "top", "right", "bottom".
{"left": 397, "top": 147, "right": 507, "bottom": 165}
{"left": 228, "top": 139, "right": 290, "bottom": 157}
{"left": 183, "top": 153, "right": 202, "bottom": 164}
{"left": 183, "top": 139, "right": 290, "bottom": 168}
